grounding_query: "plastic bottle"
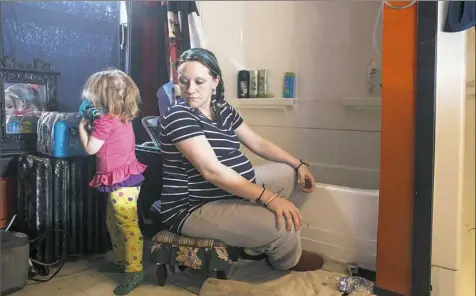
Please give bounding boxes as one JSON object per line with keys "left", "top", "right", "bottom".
{"left": 367, "top": 58, "right": 381, "bottom": 96}
{"left": 283, "top": 72, "right": 296, "bottom": 99}
{"left": 6, "top": 116, "right": 20, "bottom": 134}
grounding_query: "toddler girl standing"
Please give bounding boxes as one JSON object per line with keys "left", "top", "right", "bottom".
{"left": 78, "top": 69, "right": 146, "bottom": 295}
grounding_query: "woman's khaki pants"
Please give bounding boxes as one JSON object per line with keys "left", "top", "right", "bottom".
{"left": 181, "top": 162, "right": 301, "bottom": 271}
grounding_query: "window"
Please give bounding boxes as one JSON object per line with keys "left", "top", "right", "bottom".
{"left": 1, "top": 1, "right": 122, "bottom": 111}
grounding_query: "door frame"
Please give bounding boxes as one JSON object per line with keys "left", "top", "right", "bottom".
{"left": 375, "top": 1, "right": 438, "bottom": 296}
{"left": 375, "top": 2, "right": 438, "bottom": 296}
{"left": 410, "top": 2, "right": 438, "bottom": 296}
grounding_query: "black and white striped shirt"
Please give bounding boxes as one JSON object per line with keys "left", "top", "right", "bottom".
{"left": 157, "top": 100, "right": 256, "bottom": 233}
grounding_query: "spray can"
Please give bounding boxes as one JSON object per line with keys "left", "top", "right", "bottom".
{"left": 79, "top": 100, "right": 105, "bottom": 121}
{"left": 237, "top": 70, "right": 250, "bottom": 98}
{"left": 367, "top": 58, "right": 381, "bottom": 96}
{"left": 79, "top": 100, "right": 106, "bottom": 131}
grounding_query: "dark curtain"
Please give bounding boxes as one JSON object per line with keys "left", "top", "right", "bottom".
{"left": 162, "top": 1, "right": 198, "bottom": 84}
{"left": 1, "top": 1, "right": 121, "bottom": 112}
{"left": 130, "top": 1, "right": 167, "bottom": 119}
{"left": 129, "top": 1, "right": 197, "bottom": 143}
{"left": 129, "top": 1, "right": 166, "bottom": 143}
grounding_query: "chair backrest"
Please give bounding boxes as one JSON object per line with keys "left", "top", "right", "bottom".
{"left": 157, "top": 81, "right": 175, "bottom": 116}
{"left": 141, "top": 116, "right": 161, "bottom": 147}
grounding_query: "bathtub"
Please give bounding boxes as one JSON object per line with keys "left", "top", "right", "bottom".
{"left": 292, "top": 182, "right": 379, "bottom": 271}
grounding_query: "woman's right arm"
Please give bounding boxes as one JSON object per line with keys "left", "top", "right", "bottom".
{"left": 175, "top": 135, "right": 303, "bottom": 231}
{"left": 175, "top": 135, "right": 263, "bottom": 201}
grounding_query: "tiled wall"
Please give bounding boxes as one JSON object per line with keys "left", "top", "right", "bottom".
{"left": 196, "top": 1, "right": 383, "bottom": 269}
{"left": 199, "top": 1, "right": 382, "bottom": 189}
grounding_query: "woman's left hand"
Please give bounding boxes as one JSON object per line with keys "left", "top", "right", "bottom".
{"left": 297, "top": 164, "right": 315, "bottom": 193}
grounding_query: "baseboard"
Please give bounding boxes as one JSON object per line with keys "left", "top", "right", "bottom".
{"left": 374, "top": 286, "right": 404, "bottom": 296}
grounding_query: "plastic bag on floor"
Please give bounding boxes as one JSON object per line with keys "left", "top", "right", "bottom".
{"left": 335, "top": 276, "right": 374, "bottom": 295}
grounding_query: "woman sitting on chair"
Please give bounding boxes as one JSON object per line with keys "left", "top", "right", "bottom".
{"left": 152, "top": 48, "right": 323, "bottom": 271}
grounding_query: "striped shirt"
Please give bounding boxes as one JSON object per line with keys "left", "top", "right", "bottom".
{"left": 157, "top": 100, "right": 256, "bottom": 233}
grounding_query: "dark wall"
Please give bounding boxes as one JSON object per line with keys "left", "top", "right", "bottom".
{"left": 129, "top": 2, "right": 168, "bottom": 144}
{"left": 0, "top": 156, "right": 16, "bottom": 178}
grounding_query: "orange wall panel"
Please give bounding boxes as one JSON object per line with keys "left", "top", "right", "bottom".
{"left": 376, "top": 2, "right": 417, "bottom": 295}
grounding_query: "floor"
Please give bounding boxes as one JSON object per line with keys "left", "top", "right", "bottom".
{"left": 11, "top": 258, "right": 194, "bottom": 296}
{"left": 8, "top": 238, "right": 354, "bottom": 296}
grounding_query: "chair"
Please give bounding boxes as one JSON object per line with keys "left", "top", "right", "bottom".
{"left": 151, "top": 230, "right": 242, "bottom": 286}
{"left": 141, "top": 114, "right": 243, "bottom": 286}
{"left": 141, "top": 116, "right": 161, "bottom": 147}
{"left": 157, "top": 81, "right": 175, "bottom": 117}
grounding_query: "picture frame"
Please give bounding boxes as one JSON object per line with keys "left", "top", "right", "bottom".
{"left": 0, "top": 56, "right": 59, "bottom": 154}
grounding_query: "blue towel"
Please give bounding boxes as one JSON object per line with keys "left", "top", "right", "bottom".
{"left": 157, "top": 80, "right": 175, "bottom": 116}
{"left": 444, "top": 1, "right": 476, "bottom": 32}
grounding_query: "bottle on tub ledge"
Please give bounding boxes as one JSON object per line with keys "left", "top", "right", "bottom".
{"left": 237, "top": 70, "right": 250, "bottom": 98}
{"left": 283, "top": 72, "right": 296, "bottom": 99}
{"left": 237, "top": 69, "right": 271, "bottom": 99}
{"left": 258, "top": 69, "right": 269, "bottom": 98}
{"left": 248, "top": 70, "right": 259, "bottom": 98}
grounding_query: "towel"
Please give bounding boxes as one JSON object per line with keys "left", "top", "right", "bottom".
{"left": 444, "top": 1, "right": 476, "bottom": 32}
{"left": 157, "top": 81, "right": 175, "bottom": 116}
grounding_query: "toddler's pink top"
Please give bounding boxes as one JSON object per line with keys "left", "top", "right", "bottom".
{"left": 89, "top": 114, "right": 146, "bottom": 187}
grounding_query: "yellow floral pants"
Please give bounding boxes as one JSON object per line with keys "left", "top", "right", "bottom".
{"left": 106, "top": 186, "right": 143, "bottom": 272}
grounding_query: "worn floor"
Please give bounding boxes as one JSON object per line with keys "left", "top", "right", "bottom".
{"left": 11, "top": 257, "right": 194, "bottom": 296}
{"left": 10, "top": 237, "right": 351, "bottom": 296}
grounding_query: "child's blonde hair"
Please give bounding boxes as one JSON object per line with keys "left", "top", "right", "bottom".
{"left": 81, "top": 69, "right": 140, "bottom": 122}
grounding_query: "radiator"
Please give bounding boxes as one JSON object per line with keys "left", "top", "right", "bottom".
{"left": 15, "top": 154, "right": 111, "bottom": 264}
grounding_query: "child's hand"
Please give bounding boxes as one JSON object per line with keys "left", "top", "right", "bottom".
{"left": 79, "top": 117, "right": 90, "bottom": 128}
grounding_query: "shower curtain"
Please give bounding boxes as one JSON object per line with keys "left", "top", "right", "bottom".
{"left": 161, "top": 1, "right": 200, "bottom": 84}
{"left": 129, "top": 0, "right": 201, "bottom": 124}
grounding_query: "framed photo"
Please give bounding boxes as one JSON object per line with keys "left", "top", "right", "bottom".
{"left": 0, "top": 56, "right": 59, "bottom": 153}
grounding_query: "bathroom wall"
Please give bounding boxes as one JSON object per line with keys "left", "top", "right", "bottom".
{"left": 198, "top": 1, "right": 382, "bottom": 189}
{"left": 459, "top": 27, "right": 475, "bottom": 296}
{"left": 431, "top": 2, "right": 474, "bottom": 295}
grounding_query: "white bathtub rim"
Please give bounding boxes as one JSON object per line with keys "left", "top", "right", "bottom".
{"left": 314, "top": 182, "right": 379, "bottom": 195}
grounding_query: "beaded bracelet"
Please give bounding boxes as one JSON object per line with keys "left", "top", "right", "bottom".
{"left": 294, "top": 159, "right": 310, "bottom": 172}
{"left": 256, "top": 186, "right": 266, "bottom": 205}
